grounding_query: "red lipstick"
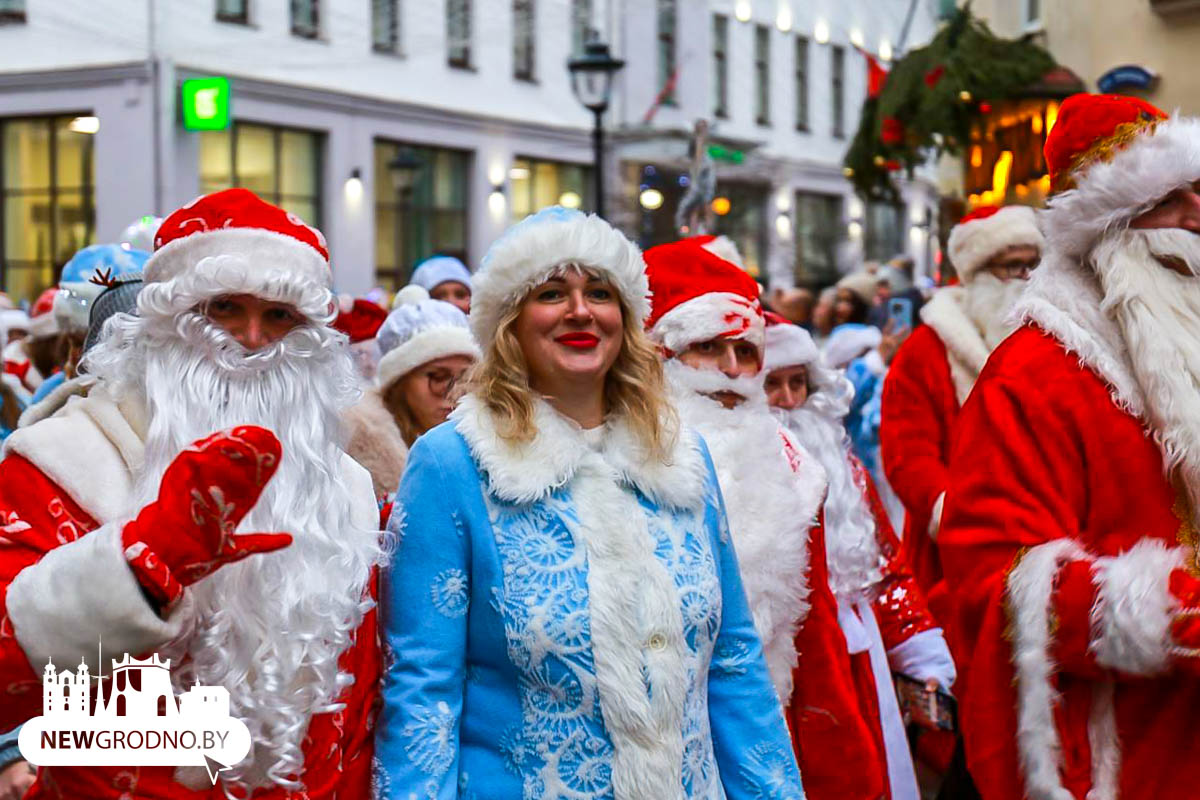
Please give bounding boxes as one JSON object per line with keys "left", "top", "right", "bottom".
{"left": 555, "top": 332, "right": 600, "bottom": 349}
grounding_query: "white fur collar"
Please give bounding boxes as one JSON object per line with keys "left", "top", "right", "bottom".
{"left": 920, "top": 287, "right": 990, "bottom": 405}
{"left": 16, "top": 374, "right": 97, "bottom": 429}
{"left": 1010, "top": 251, "right": 1146, "bottom": 419}
{"left": 450, "top": 392, "right": 708, "bottom": 510}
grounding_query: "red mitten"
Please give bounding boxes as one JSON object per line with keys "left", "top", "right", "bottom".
{"left": 122, "top": 425, "right": 293, "bottom": 608}
{"left": 1170, "top": 568, "right": 1200, "bottom": 667}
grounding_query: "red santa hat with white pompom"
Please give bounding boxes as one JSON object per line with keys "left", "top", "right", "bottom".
{"left": 642, "top": 235, "right": 765, "bottom": 358}
{"left": 145, "top": 188, "right": 332, "bottom": 319}
{"left": 947, "top": 204, "right": 1043, "bottom": 283}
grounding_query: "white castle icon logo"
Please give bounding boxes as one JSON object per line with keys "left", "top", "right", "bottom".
{"left": 42, "top": 654, "right": 230, "bottom": 721}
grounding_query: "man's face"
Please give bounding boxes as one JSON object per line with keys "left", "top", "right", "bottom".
{"left": 676, "top": 337, "right": 760, "bottom": 408}
{"left": 201, "top": 293, "right": 306, "bottom": 350}
{"left": 431, "top": 281, "right": 471, "bottom": 314}
{"left": 765, "top": 365, "right": 809, "bottom": 410}
{"left": 1130, "top": 180, "right": 1200, "bottom": 274}
{"left": 983, "top": 244, "right": 1040, "bottom": 282}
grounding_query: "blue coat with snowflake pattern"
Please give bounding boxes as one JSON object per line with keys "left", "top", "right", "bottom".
{"left": 374, "top": 396, "right": 803, "bottom": 800}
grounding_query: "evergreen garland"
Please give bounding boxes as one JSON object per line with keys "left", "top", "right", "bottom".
{"left": 844, "top": 7, "right": 1057, "bottom": 199}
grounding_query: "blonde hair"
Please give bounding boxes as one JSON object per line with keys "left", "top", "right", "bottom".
{"left": 466, "top": 283, "right": 676, "bottom": 462}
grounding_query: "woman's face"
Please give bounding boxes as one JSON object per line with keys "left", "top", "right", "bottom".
{"left": 389, "top": 354, "right": 475, "bottom": 436}
{"left": 513, "top": 268, "right": 624, "bottom": 396}
{"left": 431, "top": 281, "right": 471, "bottom": 314}
{"left": 833, "top": 289, "right": 858, "bottom": 326}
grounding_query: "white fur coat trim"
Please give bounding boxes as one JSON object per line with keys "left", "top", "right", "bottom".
{"left": 649, "top": 292, "right": 766, "bottom": 356}
{"left": 375, "top": 325, "right": 480, "bottom": 392}
{"left": 449, "top": 392, "right": 708, "bottom": 511}
{"left": 920, "top": 287, "right": 990, "bottom": 405}
{"left": 342, "top": 387, "right": 408, "bottom": 500}
{"left": 569, "top": 454, "right": 688, "bottom": 800}
{"left": 1043, "top": 114, "right": 1200, "bottom": 261}
{"left": 1090, "top": 539, "right": 1183, "bottom": 676}
{"left": 16, "top": 374, "right": 95, "bottom": 429}
{"left": 1010, "top": 250, "right": 1146, "bottom": 420}
{"left": 1005, "top": 538, "right": 1090, "bottom": 800}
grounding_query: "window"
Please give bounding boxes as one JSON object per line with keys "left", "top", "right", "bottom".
{"left": 199, "top": 122, "right": 323, "bottom": 227}
{"left": 374, "top": 141, "right": 470, "bottom": 291}
{"left": 794, "top": 192, "right": 842, "bottom": 286}
{"left": 510, "top": 157, "right": 593, "bottom": 221}
{"left": 291, "top": 0, "right": 319, "bottom": 38}
{"left": 831, "top": 45, "right": 846, "bottom": 138}
{"left": 712, "top": 14, "right": 729, "bottom": 119}
{"left": 1024, "top": 0, "right": 1041, "bottom": 27}
{"left": 754, "top": 25, "right": 770, "bottom": 126}
{"left": 570, "top": 0, "right": 592, "bottom": 56}
{"left": 795, "top": 36, "right": 809, "bottom": 131}
{"left": 513, "top": 0, "right": 536, "bottom": 81}
{"left": 216, "top": 0, "right": 248, "bottom": 24}
{"left": 864, "top": 200, "right": 905, "bottom": 261}
{"left": 1, "top": 116, "right": 96, "bottom": 302}
{"left": 447, "top": 0, "right": 472, "bottom": 68}
{"left": 657, "top": 0, "right": 677, "bottom": 106}
{"left": 372, "top": 0, "right": 400, "bottom": 53}
{"left": 0, "top": 0, "right": 25, "bottom": 24}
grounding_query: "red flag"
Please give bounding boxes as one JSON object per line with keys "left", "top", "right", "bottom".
{"left": 865, "top": 51, "right": 889, "bottom": 98}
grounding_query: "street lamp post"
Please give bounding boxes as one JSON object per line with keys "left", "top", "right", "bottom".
{"left": 568, "top": 33, "right": 625, "bottom": 219}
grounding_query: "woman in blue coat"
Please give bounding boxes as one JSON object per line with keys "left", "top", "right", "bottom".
{"left": 375, "top": 207, "right": 803, "bottom": 800}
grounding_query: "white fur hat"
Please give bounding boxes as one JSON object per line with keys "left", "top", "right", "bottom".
{"left": 763, "top": 318, "right": 820, "bottom": 373}
{"left": 376, "top": 285, "right": 481, "bottom": 391}
{"left": 947, "top": 205, "right": 1043, "bottom": 283}
{"left": 469, "top": 206, "right": 650, "bottom": 346}
{"left": 407, "top": 255, "right": 472, "bottom": 297}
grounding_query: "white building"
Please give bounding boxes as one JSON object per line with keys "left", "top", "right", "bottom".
{"left": 0, "top": 0, "right": 943, "bottom": 304}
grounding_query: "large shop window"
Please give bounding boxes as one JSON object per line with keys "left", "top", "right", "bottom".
{"left": 509, "top": 157, "right": 592, "bottom": 222}
{"left": 864, "top": 200, "right": 905, "bottom": 262}
{"left": 199, "top": 122, "right": 323, "bottom": 228}
{"left": 794, "top": 191, "right": 842, "bottom": 287}
{"left": 0, "top": 116, "right": 95, "bottom": 303}
{"left": 374, "top": 141, "right": 470, "bottom": 292}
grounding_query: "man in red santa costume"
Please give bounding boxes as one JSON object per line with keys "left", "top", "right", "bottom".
{"left": 940, "top": 93, "right": 1200, "bottom": 800}
{"left": 0, "top": 188, "right": 384, "bottom": 798}
{"left": 643, "top": 235, "right": 889, "bottom": 800}
{"left": 764, "top": 314, "right": 955, "bottom": 800}
{"left": 880, "top": 204, "right": 1042, "bottom": 624}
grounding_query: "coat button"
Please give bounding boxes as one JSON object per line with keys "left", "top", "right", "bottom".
{"left": 647, "top": 633, "right": 667, "bottom": 651}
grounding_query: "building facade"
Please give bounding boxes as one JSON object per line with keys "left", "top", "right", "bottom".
{"left": 0, "top": 0, "right": 943, "bottom": 303}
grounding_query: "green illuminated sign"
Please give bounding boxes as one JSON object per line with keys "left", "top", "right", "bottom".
{"left": 181, "top": 77, "right": 231, "bottom": 131}
{"left": 707, "top": 144, "right": 745, "bottom": 164}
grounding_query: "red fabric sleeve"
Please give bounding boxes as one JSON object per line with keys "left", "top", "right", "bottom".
{"left": 0, "top": 453, "right": 100, "bottom": 732}
{"left": 880, "top": 326, "right": 956, "bottom": 527}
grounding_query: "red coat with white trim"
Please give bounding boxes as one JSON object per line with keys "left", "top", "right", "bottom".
{"left": 879, "top": 324, "right": 959, "bottom": 625}
{"left": 940, "top": 323, "right": 1200, "bottom": 800}
{"left": 0, "top": 398, "right": 381, "bottom": 799}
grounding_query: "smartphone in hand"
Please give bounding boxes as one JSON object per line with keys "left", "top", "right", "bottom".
{"left": 887, "top": 297, "right": 913, "bottom": 332}
{"left": 893, "top": 672, "right": 956, "bottom": 732}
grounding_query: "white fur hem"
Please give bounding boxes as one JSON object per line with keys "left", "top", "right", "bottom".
{"left": 1090, "top": 540, "right": 1182, "bottom": 676}
{"left": 649, "top": 292, "right": 765, "bottom": 356}
{"left": 1005, "top": 538, "right": 1089, "bottom": 800}
{"left": 928, "top": 492, "right": 945, "bottom": 542}
{"left": 375, "top": 326, "right": 480, "bottom": 391}
{"left": 7, "top": 522, "right": 194, "bottom": 674}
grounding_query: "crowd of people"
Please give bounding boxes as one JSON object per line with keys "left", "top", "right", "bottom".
{"left": 0, "top": 90, "right": 1196, "bottom": 800}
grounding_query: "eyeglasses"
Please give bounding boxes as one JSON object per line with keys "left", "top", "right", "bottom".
{"left": 425, "top": 369, "right": 463, "bottom": 398}
{"left": 985, "top": 259, "right": 1039, "bottom": 280}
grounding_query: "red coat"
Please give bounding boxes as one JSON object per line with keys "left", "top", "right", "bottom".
{"left": 880, "top": 325, "right": 958, "bottom": 626}
{"left": 0, "top": 453, "right": 380, "bottom": 799}
{"left": 940, "top": 323, "right": 1200, "bottom": 800}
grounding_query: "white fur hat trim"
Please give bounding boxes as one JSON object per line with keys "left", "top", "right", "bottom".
{"left": 763, "top": 322, "right": 820, "bottom": 372}
{"left": 648, "top": 291, "right": 765, "bottom": 355}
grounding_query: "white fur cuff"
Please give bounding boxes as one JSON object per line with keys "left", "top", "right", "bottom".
{"left": 887, "top": 628, "right": 956, "bottom": 691}
{"left": 6, "top": 523, "right": 194, "bottom": 674}
{"left": 928, "top": 492, "right": 946, "bottom": 542}
{"left": 1090, "top": 539, "right": 1183, "bottom": 676}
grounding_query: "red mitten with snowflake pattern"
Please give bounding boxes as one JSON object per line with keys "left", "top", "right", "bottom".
{"left": 121, "top": 425, "right": 292, "bottom": 609}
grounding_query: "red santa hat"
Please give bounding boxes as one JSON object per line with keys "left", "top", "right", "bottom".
{"left": 146, "top": 188, "right": 332, "bottom": 319}
{"left": 1041, "top": 93, "right": 1194, "bottom": 258}
{"left": 332, "top": 296, "right": 388, "bottom": 343}
{"left": 470, "top": 206, "right": 649, "bottom": 346}
{"left": 762, "top": 312, "right": 820, "bottom": 373}
{"left": 28, "top": 287, "right": 60, "bottom": 339}
{"left": 947, "top": 204, "right": 1043, "bottom": 283}
{"left": 643, "top": 236, "right": 764, "bottom": 357}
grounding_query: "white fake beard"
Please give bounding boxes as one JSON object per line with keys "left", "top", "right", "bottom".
{"left": 1093, "top": 227, "right": 1200, "bottom": 514}
{"left": 963, "top": 271, "right": 1028, "bottom": 350}
{"left": 772, "top": 402, "right": 882, "bottom": 602}
{"left": 85, "top": 310, "right": 383, "bottom": 794}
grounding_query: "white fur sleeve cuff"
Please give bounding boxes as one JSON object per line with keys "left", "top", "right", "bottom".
{"left": 928, "top": 492, "right": 946, "bottom": 541}
{"left": 887, "top": 628, "right": 957, "bottom": 690}
{"left": 6, "top": 522, "right": 194, "bottom": 674}
{"left": 1090, "top": 539, "right": 1182, "bottom": 676}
